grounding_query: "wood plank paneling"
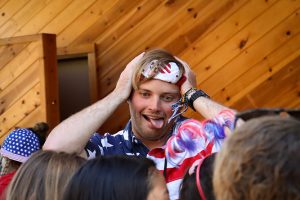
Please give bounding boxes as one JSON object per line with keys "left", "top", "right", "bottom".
{"left": 200, "top": 5, "right": 300, "bottom": 99}
{"left": 0, "top": 0, "right": 29, "bottom": 28}
{"left": 0, "top": 0, "right": 10, "bottom": 8}
{"left": 96, "top": 0, "right": 167, "bottom": 57}
{"left": 213, "top": 32, "right": 300, "bottom": 106}
{"left": 0, "top": 42, "right": 28, "bottom": 70}
{"left": 0, "top": 0, "right": 49, "bottom": 37}
{"left": 57, "top": 0, "right": 119, "bottom": 48}
{"left": 0, "top": 61, "right": 39, "bottom": 115}
{"left": 195, "top": 0, "right": 300, "bottom": 86}
{"left": 231, "top": 57, "right": 300, "bottom": 109}
{"left": 180, "top": 0, "right": 278, "bottom": 66}
{"left": 0, "top": 43, "right": 41, "bottom": 90}
{"left": 40, "top": 0, "right": 96, "bottom": 34}
{"left": 166, "top": 0, "right": 250, "bottom": 54}
{"left": 0, "top": 34, "right": 59, "bottom": 143}
{"left": 97, "top": 1, "right": 191, "bottom": 70}
{"left": 13, "top": 106, "right": 43, "bottom": 131}
{"left": 248, "top": 57, "right": 300, "bottom": 107}
{"left": 0, "top": 83, "right": 41, "bottom": 141}
{"left": 16, "top": 0, "right": 73, "bottom": 36}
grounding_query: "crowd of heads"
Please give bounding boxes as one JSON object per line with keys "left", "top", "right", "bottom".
{"left": 2, "top": 150, "right": 169, "bottom": 200}
{"left": 1, "top": 112, "right": 298, "bottom": 200}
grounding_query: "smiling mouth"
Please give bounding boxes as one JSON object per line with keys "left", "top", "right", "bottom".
{"left": 143, "top": 115, "right": 164, "bottom": 129}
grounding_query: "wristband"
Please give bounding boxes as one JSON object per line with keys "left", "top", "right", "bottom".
{"left": 184, "top": 89, "right": 210, "bottom": 111}
{"left": 183, "top": 88, "right": 197, "bottom": 100}
{"left": 184, "top": 88, "right": 196, "bottom": 106}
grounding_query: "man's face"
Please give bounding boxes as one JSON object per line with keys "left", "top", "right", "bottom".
{"left": 128, "top": 79, "right": 181, "bottom": 146}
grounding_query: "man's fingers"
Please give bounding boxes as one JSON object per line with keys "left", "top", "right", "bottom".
{"left": 128, "top": 52, "right": 145, "bottom": 68}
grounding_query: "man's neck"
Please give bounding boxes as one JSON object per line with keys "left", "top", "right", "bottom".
{"left": 128, "top": 119, "right": 178, "bottom": 150}
{"left": 141, "top": 137, "right": 168, "bottom": 150}
{"left": 132, "top": 127, "right": 173, "bottom": 150}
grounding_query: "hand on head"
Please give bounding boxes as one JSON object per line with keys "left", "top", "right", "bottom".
{"left": 115, "top": 51, "right": 196, "bottom": 102}
{"left": 175, "top": 56, "right": 197, "bottom": 94}
{"left": 115, "top": 52, "right": 145, "bottom": 101}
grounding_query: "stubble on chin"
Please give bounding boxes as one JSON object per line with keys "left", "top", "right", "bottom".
{"left": 130, "top": 110, "right": 176, "bottom": 142}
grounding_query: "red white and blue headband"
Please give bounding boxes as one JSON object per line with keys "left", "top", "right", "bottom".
{"left": 142, "top": 60, "right": 185, "bottom": 85}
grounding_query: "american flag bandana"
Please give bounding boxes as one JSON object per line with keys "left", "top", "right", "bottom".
{"left": 142, "top": 60, "right": 183, "bottom": 84}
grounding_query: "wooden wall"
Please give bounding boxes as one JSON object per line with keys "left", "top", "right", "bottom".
{"left": 0, "top": 34, "right": 59, "bottom": 143}
{"left": 0, "top": 0, "right": 299, "bottom": 134}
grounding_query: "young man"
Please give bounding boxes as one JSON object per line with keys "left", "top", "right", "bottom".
{"left": 44, "top": 49, "right": 234, "bottom": 199}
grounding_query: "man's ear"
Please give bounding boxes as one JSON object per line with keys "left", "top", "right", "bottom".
{"left": 127, "top": 89, "right": 134, "bottom": 103}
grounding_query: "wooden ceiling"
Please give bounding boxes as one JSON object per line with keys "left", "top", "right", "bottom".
{"left": 1, "top": 0, "right": 299, "bottom": 133}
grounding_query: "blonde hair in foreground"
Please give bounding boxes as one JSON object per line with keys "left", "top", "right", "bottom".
{"left": 6, "top": 150, "right": 86, "bottom": 200}
{"left": 213, "top": 116, "right": 300, "bottom": 200}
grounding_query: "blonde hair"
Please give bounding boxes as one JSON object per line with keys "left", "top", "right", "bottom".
{"left": 213, "top": 116, "right": 300, "bottom": 200}
{"left": 6, "top": 150, "right": 86, "bottom": 200}
{"left": 132, "top": 48, "right": 184, "bottom": 90}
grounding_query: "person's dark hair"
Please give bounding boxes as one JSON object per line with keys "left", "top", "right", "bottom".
{"left": 27, "top": 122, "right": 49, "bottom": 146}
{"left": 214, "top": 116, "right": 300, "bottom": 200}
{"left": 180, "top": 153, "right": 216, "bottom": 200}
{"left": 6, "top": 150, "right": 86, "bottom": 200}
{"left": 63, "top": 155, "right": 157, "bottom": 200}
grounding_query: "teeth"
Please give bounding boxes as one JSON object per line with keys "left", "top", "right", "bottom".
{"left": 149, "top": 117, "right": 161, "bottom": 120}
{"left": 147, "top": 115, "right": 163, "bottom": 119}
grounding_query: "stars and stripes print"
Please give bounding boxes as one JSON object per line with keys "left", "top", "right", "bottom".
{"left": 85, "top": 116, "right": 225, "bottom": 200}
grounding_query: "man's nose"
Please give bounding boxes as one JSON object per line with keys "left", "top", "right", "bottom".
{"left": 148, "top": 96, "right": 161, "bottom": 111}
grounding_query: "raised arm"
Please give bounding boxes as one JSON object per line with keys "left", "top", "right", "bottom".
{"left": 177, "top": 57, "right": 236, "bottom": 119}
{"left": 43, "top": 53, "right": 144, "bottom": 155}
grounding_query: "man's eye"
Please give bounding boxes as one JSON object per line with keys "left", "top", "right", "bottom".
{"left": 140, "top": 92, "right": 150, "bottom": 97}
{"left": 162, "top": 96, "right": 175, "bottom": 102}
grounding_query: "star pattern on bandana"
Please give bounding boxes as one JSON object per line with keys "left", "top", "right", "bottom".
{"left": 1, "top": 128, "right": 40, "bottom": 160}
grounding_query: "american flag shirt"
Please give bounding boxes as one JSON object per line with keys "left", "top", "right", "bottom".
{"left": 85, "top": 116, "right": 225, "bottom": 200}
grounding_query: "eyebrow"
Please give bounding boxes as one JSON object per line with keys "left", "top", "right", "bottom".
{"left": 138, "top": 88, "right": 180, "bottom": 95}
